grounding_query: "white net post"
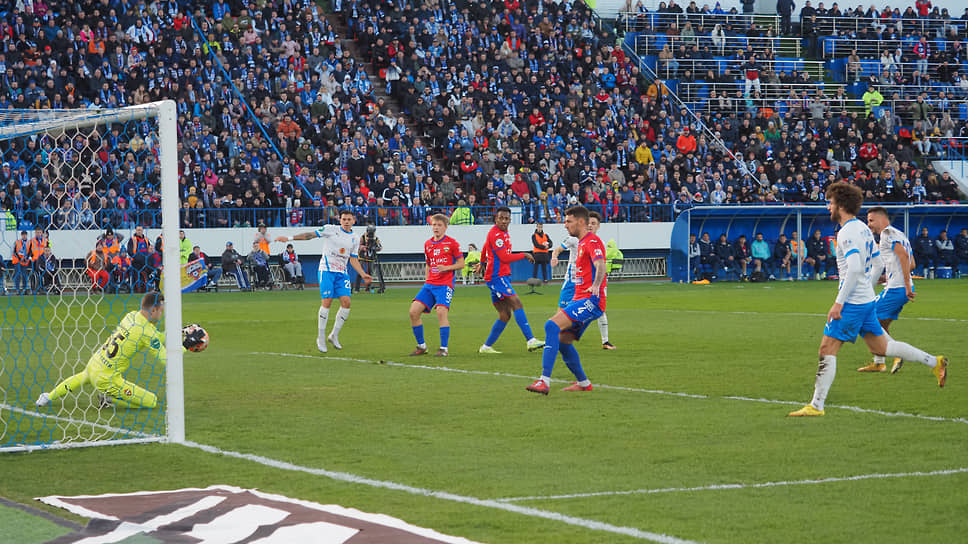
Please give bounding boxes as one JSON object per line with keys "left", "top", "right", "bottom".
{"left": 159, "top": 100, "right": 184, "bottom": 444}
{"left": 0, "top": 101, "right": 181, "bottom": 452}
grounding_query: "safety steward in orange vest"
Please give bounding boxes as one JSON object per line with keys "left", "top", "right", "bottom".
{"left": 12, "top": 230, "right": 31, "bottom": 294}
{"left": 531, "top": 223, "right": 552, "bottom": 283}
{"left": 86, "top": 241, "right": 110, "bottom": 291}
{"left": 27, "top": 226, "right": 50, "bottom": 294}
{"left": 127, "top": 225, "right": 153, "bottom": 292}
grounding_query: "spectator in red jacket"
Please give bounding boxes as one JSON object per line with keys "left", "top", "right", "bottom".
{"left": 676, "top": 128, "right": 697, "bottom": 155}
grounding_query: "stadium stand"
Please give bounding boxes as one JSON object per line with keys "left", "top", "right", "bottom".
{"left": 0, "top": 0, "right": 964, "bottom": 235}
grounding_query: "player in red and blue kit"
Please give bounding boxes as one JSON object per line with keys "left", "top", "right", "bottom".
{"left": 477, "top": 206, "right": 545, "bottom": 353}
{"left": 528, "top": 206, "right": 607, "bottom": 395}
{"left": 408, "top": 214, "right": 465, "bottom": 357}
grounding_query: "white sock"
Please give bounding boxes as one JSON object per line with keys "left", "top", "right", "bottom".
{"left": 417, "top": 343, "right": 427, "bottom": 349}
{"left": 540, "top": 375, "right": 551, "bottom": 385}
{"left": 331, "top": 307, "right": 350, "bottom": 336}
{"left": 886, "top": 339, "right": 935, "bottom": 367}
{"left": 318, "top": 306, "right": 329, "bottom": 339}
{"left": 598, "top": 313, "right": 609, "bottom": 343}
{"left": 810, "top": 355, "right": 837, "bottom": 411}
{"left": 873, "top": 355, "right": 886, "bottom": 365}
{"left": 578, "top": 379, "right": 591, "bottom": 387}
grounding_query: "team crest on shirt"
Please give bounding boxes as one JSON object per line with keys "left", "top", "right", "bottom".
{"left": 123, "top": 388, "right": 132, "bottom": 397}
{"left": 339, "top": 248, "right": 346, "bottom": 254}
{"left": 495, "top": 238, "right": 504, "bottom": 247}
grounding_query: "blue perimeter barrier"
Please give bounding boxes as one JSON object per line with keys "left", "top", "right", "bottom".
{"left": 669, "top": 204, "right": 968, "bottom": 283}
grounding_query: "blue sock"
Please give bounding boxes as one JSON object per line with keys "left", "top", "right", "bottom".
{"left": 542, "top": 321, "right": 561, "bottom": 378}
{"left": 513, "top": 308, "right": 535, "bottom": 340}
{"left": 485, "top": 319, "right": 507, "bottom": 346}
{"left": 559, "top": 343, "right": 587, "bottom": 382}
{"left": 440, "top": 326, "right": 450, "bottom": 349}
{"left": 412, "top": 325, "right": 425, "bottom": 346}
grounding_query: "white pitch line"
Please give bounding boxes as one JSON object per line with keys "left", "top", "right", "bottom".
{"left": 253, "top": 352, "right": 968, "bottom": 426}
{"left": 181, "top": 440, "right": 698, "bottom": 544}
{"left": 492, "top": 467, "right": 968, "bottom": 503}
{"left": 650, "top": 308, "right": 968, "bottom": 323}
{"left": 1, "top": 403, "right": 154, "bottom": 438}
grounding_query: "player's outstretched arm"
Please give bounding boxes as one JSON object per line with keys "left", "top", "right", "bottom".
{"left": 550, "top": 244, "right": 564, "bottom": 267}
{"left": 349, "top": 256, "right": 373, "bottom": 283}
{"left": 276, "top": 232, "right": 317, "bottom": 242}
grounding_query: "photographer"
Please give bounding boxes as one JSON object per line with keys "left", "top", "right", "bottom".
{"left": 354, "top": 224, "right": 385, "bottom": 293}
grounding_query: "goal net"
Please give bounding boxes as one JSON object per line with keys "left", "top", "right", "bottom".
{"left": 0, "top": 102, "right": 183, "bottom": 452}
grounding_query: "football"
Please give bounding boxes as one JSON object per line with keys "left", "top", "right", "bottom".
{"left": 182, "top": 324, "right": 210, "bottom": 352}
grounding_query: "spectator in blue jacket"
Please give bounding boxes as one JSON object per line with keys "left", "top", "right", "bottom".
{"left": 751, "top": 232, "right": 772, "bottom": 278}
{"left": 913, "top": 227, "right": 938, "bottom": 276}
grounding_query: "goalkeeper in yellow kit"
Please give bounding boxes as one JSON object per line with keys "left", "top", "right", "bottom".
{"left": 35, "top": 292, "right": 199, "bottom": 410}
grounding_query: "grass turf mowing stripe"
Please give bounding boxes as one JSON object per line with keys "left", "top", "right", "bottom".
{"left": 181, "top": 440, "right": 699, "bottom": 544}
{"left": 254, "top": 352, "right": 968, "bottom": 426}
{"left": 0, "top": 496, "right": 82, "bottom": 530}
{"left": 492, "top": 466, "right": 968, "bottom": 502}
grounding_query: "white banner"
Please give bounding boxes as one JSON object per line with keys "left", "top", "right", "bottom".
{"left": 33, "top": 223, "right": 673, "bottom": 260}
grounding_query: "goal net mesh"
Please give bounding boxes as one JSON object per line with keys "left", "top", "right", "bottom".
{"left": 0, "top": 106, "right": 174, "bottom": 451}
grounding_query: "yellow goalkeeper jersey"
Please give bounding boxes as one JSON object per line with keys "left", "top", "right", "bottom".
{"left": 88, "top": 311, "right": 166, "bottom": 375}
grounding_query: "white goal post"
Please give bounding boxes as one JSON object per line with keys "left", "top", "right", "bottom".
{"left": 0, "top": 100, "right": 182, "bottom": 452}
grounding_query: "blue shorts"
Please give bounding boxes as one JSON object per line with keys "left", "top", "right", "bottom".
{"left": 558, "top": 280, "right": 576, "bottom": 308}
{"left": 823, "top": 301, "right": 884, "bottom": 343}
{"left": 875, "top": 287, "right": 911, "bottom": 321}
{"left": 414, "top": 284, "right": 454, "bottom": 312}
{"left": 319, "top": 270, "right": 352, "bottom": 299}
{"left": 561, "top": 297, "right": 604, "bottom": 341}
{"left": 486, "top": 276, "right": 516, "bottom": 304}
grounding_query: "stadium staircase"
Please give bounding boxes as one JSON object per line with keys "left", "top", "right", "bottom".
{"left": 321, "top": 10, "right": 447, "bottom": 171}
{"left": 932, "top": 160, "right": 968, "bottom": 197}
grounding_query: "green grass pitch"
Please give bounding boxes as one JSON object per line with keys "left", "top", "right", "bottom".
{"left": 2, "top": 280, "right": 967, "bottom": 543}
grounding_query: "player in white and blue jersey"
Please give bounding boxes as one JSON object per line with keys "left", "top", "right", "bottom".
{"left": 789, "top": 183, "right": 947, "bottom": 417}
{"left": 550, "top": 211, "right": 615, "bottom": 349}
{"left": 278, "top": 210, "right": 372, "bottom": 353}
{"left": 857, "top": 207, "right": 917, "bottom": 374}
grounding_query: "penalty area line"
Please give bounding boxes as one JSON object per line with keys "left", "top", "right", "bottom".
{"left": 493, "top": 466, "right": 968, "bottom": 503}
{"left": 252, "top": 352, "right": 968, "bottom": 426}
{"left": 180, "top": 440, "right": 699, "bottom": 544}
{"left": 650, "top": 308, "right": 968, "bottom": 324}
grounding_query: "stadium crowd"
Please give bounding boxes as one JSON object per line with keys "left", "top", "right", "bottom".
{"left": 0, "top": 0, "right": 963, "bottom": 239}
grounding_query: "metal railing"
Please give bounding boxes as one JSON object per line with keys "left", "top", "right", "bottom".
{"left": 622, "top": 36, "right": 752, "bottom": 178}
{"left": 872, "top": 99, "right": 968, "bottom": 121}
{"left": 632, "top": 33, "right": 800, "bottom": 57}
{"left": 678, "top": 81, "right": 844, "bottom": 107}
{"left": 621, "top": 11, "right": 777, "bottom": 34}
{"left": 872, "top": 83, "right": 968, "bottom": 100}
{"left": 821, "top": 37, "right": 965, "bottom": 59}
{"left": 804, "top": 15, "right": 967, "bottom": 39}
{"left": 842, "top": 60, "right": 968, "bottom": 83}
{"left": 652, "top": 57, "right": 825, "bottom": 80}
{"left": 10, "top": 203, "right": 680, "bottom": 231}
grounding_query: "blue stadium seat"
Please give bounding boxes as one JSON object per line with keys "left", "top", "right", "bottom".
{"left": 960, "top": 103, "right": 968, "bottom": 121}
